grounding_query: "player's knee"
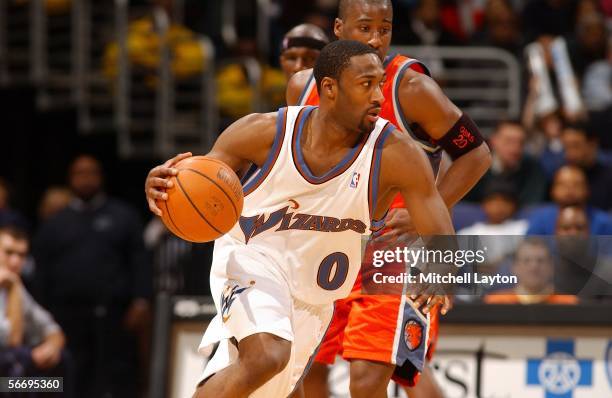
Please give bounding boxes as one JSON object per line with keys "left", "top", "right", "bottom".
{"left": 240, "top": 335, "right": 292, "bottom": 381}
{"left": 349, "top": 360, "right": 392, "bottom": 397}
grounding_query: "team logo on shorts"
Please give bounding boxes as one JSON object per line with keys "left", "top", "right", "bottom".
{"left": 350, "top": 172, "right": 360, "bottom": 188}
{"left": 404, "top": 319, "right": 423, "bottom": 351}
{"left": 220, "top": 282, "right": 250, "bottom": 322}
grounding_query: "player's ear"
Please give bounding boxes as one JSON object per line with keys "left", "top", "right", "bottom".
{"left": 334, "top": 18, "right": 343, "bottom": 38}
{"left": 321, "top": 77, "right": 336, "bottom": 100}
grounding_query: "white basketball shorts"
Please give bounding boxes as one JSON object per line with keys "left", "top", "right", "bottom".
{"left": 198, "top": 245, "right": 334, "bottom": 398}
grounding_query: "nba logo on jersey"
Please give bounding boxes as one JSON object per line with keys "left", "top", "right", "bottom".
{"left": 350, "top": 172, "right": 360, "bottom": 188}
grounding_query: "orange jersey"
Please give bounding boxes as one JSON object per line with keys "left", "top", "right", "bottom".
{"left": 297, "top": 54, "right": 441, "bottom": 212}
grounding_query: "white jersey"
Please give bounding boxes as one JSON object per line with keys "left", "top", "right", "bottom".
{"left": 213, "top": 105, "right": 394, "bottom": 305}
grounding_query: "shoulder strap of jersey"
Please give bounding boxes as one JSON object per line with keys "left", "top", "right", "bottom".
{"left": 390, "top": 56, "right": 440, "bottom": 153}
{"left": 297, "top": 72, "right": 318, "bottom": 106}
{"left": 243, "top": 107, "right": 289, "bottom": 196}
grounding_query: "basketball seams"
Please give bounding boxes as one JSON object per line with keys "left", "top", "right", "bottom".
{"left": 175, "top": 173, "right": 224, "bottom": 235}
{"left": 162, "top": 195, "right": 193, "bottom": 241}
{"left": 184, "top": 167, "right": 239, "bottom": 219}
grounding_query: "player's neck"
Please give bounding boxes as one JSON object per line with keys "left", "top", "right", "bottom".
{"left": 305, "top": 108, "right": 362, "bottom": 153}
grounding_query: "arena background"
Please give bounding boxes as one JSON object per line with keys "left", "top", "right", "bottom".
{"left": 0, "top": 1, "right": 611, "bottom": 397}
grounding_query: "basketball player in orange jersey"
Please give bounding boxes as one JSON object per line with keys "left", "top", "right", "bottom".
{"left": 145, "top": 41, "right": 455, "bottom": 398}
{"left": 285, "top": 1, "right": 491, "bottom": 398}
{"left": 279, "top": 24, "right": 329, "bottom": 80}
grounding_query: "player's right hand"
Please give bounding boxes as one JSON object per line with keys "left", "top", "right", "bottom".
{"left": 145, "top": 152, "right": 192, "bottom": 216}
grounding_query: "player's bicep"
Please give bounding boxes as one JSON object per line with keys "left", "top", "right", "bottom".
{"left": 382, "top": 136, "right": 453, "bottom": 235}
{"left": 206, "top": 113, "right": 276, "bottom": 173}
{"left": 399, "top": 73, "right": 461, "bottom": 139}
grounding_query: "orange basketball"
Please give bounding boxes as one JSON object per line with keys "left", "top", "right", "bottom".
{"left": 157, "top": 156, "right": 244, "bottom": 242}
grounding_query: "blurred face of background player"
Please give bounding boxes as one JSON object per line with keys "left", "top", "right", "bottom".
{"left": 551, "top": 166, "right": 589, "bottom": 207}
{"left": 0, "top": 231, "right": 28, "bottom": 276}
{"left": 326, "top": 53, "right": 385, "bottom": 134}
{"left": 556, "top": 206, "right": 589, "bottom": 236}
{"left": 281, "top": 46, "right": 321, "bottom": 80}
{"left": 512, "top": 241, "right": 554, "bottom": 294}
{"left": 490, "top": 122, "right": 526, "bottom": 171}
{"left": 279, "top": 24, "right": 328, "bottom": 80}
{"left": 334, "top": 0, "right": 393, "bottom": 62}
{"left": 69, "top": 155, "right": 103, "bottom": 202}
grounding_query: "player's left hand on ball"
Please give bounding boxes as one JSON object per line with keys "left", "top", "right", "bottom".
{"left": 145, "top": 152, "right": 192, "bottom": 216}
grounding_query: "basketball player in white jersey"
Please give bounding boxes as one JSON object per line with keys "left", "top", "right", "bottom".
{"left": 145, "top": 40, "right": 455, "bottom": 398}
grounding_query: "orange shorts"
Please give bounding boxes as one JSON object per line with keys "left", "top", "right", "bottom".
{"left": 315, "top": 193, "right": 440, "bottom": 386}
{"left": 314, "top": 290, "right": 440, "bottom": 387}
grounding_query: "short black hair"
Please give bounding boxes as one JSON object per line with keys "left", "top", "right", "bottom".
{"left": 338, "top": 0, "right": 392, "bottom": 20}
{"left": 313, "top": 40, "right": 378, "bottom": 91}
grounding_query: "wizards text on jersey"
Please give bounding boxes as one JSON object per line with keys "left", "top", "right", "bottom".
{"left": 239, "top": 203, "right": 367, "bottom": 244}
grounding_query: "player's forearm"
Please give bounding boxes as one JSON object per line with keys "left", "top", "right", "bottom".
{"left": 408, "top": 196, "right": 455, "bottom": 236}
{"left": 436, "top": 143, "right": 491, "bottom": 209}
{"left": 6, "top": 283, "right": 24, "bottom": 347}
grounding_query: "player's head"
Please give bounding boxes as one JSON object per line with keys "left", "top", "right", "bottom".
{"left": 314, "top": 40, "right": 384, "bottom": 134}
{"left": 551, "top": 165, "right": 588, "bottom": 207}
{"left": 280, "top": 24, "right": 329, "bottom": 80}
{"left": 0, "top": 226, "right": 29, "bottom": 275}
{"left": 69, "top": 154, "right": 104, "bottom": 201}
{"left": 335, "top": 0, "right": 393, "bottom": 61}
{"left": 556, "top": 206, "right": 589, "bottom": 236}
{"left": 512, "top": 238, "right": 554, "bottom": 295}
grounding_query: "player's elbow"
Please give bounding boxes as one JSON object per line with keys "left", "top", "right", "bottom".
{"left": 472, "top": 141, "right": 492, "bottom": 174}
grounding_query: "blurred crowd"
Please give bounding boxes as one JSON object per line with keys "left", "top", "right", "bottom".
{"left": 1, "top": 0, "right": 612, "bottom": 397}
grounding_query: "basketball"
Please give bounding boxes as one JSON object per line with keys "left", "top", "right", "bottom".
{"left": 157, "top": 156, "right": 243, "bottom": 243}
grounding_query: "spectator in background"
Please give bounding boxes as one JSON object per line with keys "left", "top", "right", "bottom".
{"left": 465, "top": 120, "right": 547, "bottom": 205}
{"left": 459, "top": 180, "right": 527, "bottom": 269}
{"left": 33, "top": 155, "right": 151, "bottom": 398}
{"left": 0, "top": 226, "right": 71, "bottom": 397}
{"left": 553, "top": 206, "right": 610, "bottom": 299}
{"left": 566, "top": 5, "right": 607, "bottom": 80}
{"left": 279, "top": 23, "right": 329, "bottom": 80}
{"left": 438, "top": 0, "right": 485, "bottom": 43}
{"left": 472, "top": 0, "right": 522, "bottom": 57}
{"left": 38, "top": 186, "right": 72, "bottom": 222}
{"left": 392, "top": 0, "right": 459, "bottom": 46}
{"left": 522, "top": 0, "right": 576, "bottom": 43}
{"left": 562, "top": 121, "right": 612, "bottom": 210}
{"left": 484, "top": 238, "right": 578, "bottom": 304}
{"left": 0, "top": 178, "right": 28, "bottom": 230}
{"left": 526, "top": 165, "right": 612, "bottom": 234}
{"left": 582, "top": 36, "right": 612, "bottom": 113}
{"left": 555, "top": 205, "right": 590, "bottom": 236}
